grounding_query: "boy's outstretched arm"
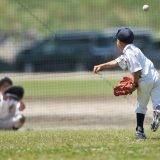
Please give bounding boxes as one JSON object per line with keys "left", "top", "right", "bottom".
{"left": 93, "top": 60, "right": 118, "bottom": 74}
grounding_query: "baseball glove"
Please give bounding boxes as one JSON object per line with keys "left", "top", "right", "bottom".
{"left": 4, "top": 86, "right": 24, "bottom": 100}
{"left": 114, "top": 76, "right": 137, "bottom": 96}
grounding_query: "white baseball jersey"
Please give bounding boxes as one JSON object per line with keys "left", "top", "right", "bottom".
{"left": 0, "top": 93, "right": 23, "bottom": 130}
{"left": 115, "top": 44, "right": 160, "bottom": 114}
{"left": 0, "top": 93, "right": 20, "bottom": 120}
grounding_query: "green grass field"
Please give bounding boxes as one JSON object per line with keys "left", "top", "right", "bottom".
{"left": 14, "top": 79, "right": 118, "bottom": 97}
{"left": 1, "top": 1, "right": 160, "bottom": 159}
{"left": 0, "top": 129, "right": 160, "bottom": 160}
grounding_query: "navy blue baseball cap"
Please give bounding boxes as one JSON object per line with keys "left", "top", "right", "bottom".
{"left": 115, "top": 27, "right": 134, "bottom": 44}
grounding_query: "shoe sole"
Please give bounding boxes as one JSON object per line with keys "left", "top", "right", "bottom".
{"left": 135, "top": 132, "right": 147, "bottom": 140}
{"left": 151, "top": 110, "right": 160, "bottom": 132}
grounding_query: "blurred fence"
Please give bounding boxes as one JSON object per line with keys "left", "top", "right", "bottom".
{"left": 0, "top": 0, "right": 160, "bottom": 130}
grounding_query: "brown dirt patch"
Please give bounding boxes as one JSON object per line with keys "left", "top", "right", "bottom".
{"left": 22, "top": 95, "right": 153, "bottom": 130}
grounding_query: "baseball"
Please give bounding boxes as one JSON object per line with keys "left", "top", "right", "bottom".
{"left": 142, "top": 4, "right": 149, "bottom": 11}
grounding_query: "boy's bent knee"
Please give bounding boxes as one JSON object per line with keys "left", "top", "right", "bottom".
{"left": 136, "top": 107, "right": 147, "bottom": 114}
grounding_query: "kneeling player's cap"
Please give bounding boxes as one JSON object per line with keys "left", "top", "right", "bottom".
{"left": 115, "top": 27, "right": 134, "bottom": 44}
{"left": 4, "top": 86, "right": 24, "bottom": 100}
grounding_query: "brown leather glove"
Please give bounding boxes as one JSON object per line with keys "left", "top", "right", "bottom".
{"left": 114, "top": 76, "right": 137, "bottom": 96}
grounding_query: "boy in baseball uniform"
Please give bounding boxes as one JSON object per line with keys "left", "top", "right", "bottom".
{"left": 0, "top": 77, "right": 25, "bottom": 130}
{"left": 93, "top": 27, "right": 160, "bottom": 139}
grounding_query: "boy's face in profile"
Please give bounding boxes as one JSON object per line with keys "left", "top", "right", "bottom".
{"left": 0, "top": 82, "right": 12, "bottom": 94}
{"left": 116, "top": 39, "right": 128, "bottom": 54}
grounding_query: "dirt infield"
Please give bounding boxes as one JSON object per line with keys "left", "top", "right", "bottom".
{"left": 23, "top": 95, "right": 153, "bottom": 130}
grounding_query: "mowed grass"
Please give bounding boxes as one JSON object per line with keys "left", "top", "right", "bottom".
{"left": 14, "top": 79, "right": 118, "bottom": 97}
{"left": 0, "top": 129, "right": 160, "bottom": 160}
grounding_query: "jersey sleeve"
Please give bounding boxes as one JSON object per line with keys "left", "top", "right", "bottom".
{"left": 115, "top": 55, "right": 127, "bottom": 70}
{"left": 0, "top": 94, "right": 3, "bottom": 109}
{"left": 125, "top": 50, "right": 142, "bottom": 73}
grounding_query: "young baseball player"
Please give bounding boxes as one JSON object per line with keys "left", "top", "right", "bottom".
{"left": 93, "top": 27, "right": 160, "bottom": 139}
{"left": 0, "top": 77, "right": 25, "bottom": 130}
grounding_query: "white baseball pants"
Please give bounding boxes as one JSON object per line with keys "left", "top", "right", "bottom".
{"left": 136, "top": 76, "right": 160, "bottom": 114}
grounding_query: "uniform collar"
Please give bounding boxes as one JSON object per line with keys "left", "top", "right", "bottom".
{"left": 123, "top": 44, "right": 134, "bottom": 53}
